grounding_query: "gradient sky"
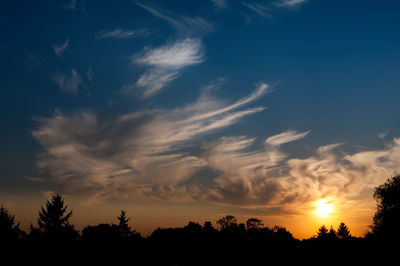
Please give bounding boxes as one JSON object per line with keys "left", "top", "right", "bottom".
{"left": 2, "top": 0, "right": 400, "bottom": 239}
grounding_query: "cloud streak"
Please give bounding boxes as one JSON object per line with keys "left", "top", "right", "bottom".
{"left": 32, "top": 82, "right": 267, "bottom": 203}
{"left": 53, "top": 68, "right": 82, "bottom": 93}
{"left": 32, "top": 75, "right": 400, "bottom": 215}
{"left": 96, "top": 28, "right": 148, "bottom": 40}
{"left": 242, "top": 0, "right": 307, "bottom": 19}
{"left": 137, "top": 1, "right": 214, "bottom": 36}
{"left": 133, "top": 38, "right": 203, "bottom": 97}
{"left": 53, "top": 38, "right": 70, "bottom": 57}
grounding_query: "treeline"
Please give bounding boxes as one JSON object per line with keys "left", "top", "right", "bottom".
{"left": 0, "top": 193, "right": 354, "bottom": 242}
{"left": 2, "top": 174, "right": 400, "bottom": 245}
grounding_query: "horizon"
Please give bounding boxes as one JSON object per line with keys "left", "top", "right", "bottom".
{"left": 2, "top": 0, "right": 400, "bottom": 241}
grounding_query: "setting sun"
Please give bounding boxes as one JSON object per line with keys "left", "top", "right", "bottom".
{"left": 314, "top": 200, "right": 334, "bottom": 217}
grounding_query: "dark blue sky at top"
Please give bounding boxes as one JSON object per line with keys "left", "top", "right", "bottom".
{"left": 1, "top": 0, "right": 400, "bottom": 193}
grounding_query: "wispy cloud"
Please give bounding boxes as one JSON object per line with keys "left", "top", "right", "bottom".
{"left": 136, "top": 1, "right": 214, "bottom": 36}
{"left": 32, "top": 82, "right": 267, "bottom": 203}
{"left": 32, "top": 75, "right": 400, "bottom": 213}
{"left": 265, "top": 130, "right": 310, "bottom": 146}
{"left": 53, "top": 68, "right": 82, "bottom": 93}
{"left": 278, "top": 0, "right": 307, "bottom": 7}
{"left": 53, "top": 38, "right": 70, "bottom": 57}
{"left": 212, "top": 0, "right": 228, "bottom": 10}
{"left": 96, "top": 28, "right": 148, "bottom": 40}
{"left": 242, "top": 0, "right": 307, "bottom": 19}
{"left": 87, "top": 65, "right": 93, "bottom": 83}
{"left": 132, "top": 38, "right": 203, "bottom": 97}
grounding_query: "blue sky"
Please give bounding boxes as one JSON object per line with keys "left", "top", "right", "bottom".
{"left": 2, "top": 0, "right": 400, "bottom": 236}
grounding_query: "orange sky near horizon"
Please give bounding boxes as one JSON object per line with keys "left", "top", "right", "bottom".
{"left": 2, "top": 191, "right": 375, "bottom": 239}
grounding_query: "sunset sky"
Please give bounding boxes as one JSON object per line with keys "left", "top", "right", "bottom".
{"left": 2, "top": 0, "right": 400, "bottom": 239}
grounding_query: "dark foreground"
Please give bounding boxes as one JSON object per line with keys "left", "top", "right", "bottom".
{"left": 2, "top": 237, "right": 395, "bottom": 265}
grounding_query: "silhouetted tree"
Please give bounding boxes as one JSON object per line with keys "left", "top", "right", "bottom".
{"left": 217, "top": 215, "right": 238, "bottom": 232}
{"left": 0, "top": 205, "right": 23, "bottom": 240}
{"left": 371, "top": 174, "right": 400, "bottom": 239}
{"left": 246, "top": 218, "right": 263, "bottom": 231}
{"left": 184, "top": 221, "right": 203, "bottom": 233}
{"left": 29, "top": 194, "right": 79, "bottom": 241}
{"left": 272, "top": 226, "right": 294, "bottom": 241}
{"left": 317, "top": 225, "right": 328, "bottom": 240}
{"left": 327, "top": 226, "right": 337, "bottom": 240}
{"left": 337, "top": 222, "right": 351, "bottom": 240}
{"left": 116, "top": 210, "right": 138, "bottom": 239}
{"left": 203, "top": 221, "right": 216, "bottom": 232}
{"left": 81, "top": 224, "right": 120, "bottom": 241}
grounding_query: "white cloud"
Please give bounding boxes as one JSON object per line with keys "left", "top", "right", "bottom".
{"left": 135, "top": 39, "right": 203, "bottom": 68}
{"left": 53, "top": 38, "right": 70, "bottom": 57}
{"left": 132, "top": 39, "right": 203, "bottom": 97}
{"left": 32, "top": 81, "right": 400, "bottom": 212}
{"left": 265, "top": 130, "right": 309, "bottom": 146}
{"left": 53, "top": 68, "right": 82, "bottom": 93}
{"left": 96, "top": 28, "right": 148, "bottom": 40}
{"left": 32, "top": 82, "right": 267, "bottom": 203}
{"left": 243, "top": 0, "right": 307, "bottom": 19}
{"left": 136, "top": 1, "right": 214, "bottom": 35}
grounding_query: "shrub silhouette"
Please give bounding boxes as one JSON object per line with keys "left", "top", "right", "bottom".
{"left": 0, "top": 205, "right": 23, "bottom": 241}
{"left": 29, "top": 194, "right": 79, "bottom": 241}
{"left": 371, "top": 174, "right": 400, "bottom": 239}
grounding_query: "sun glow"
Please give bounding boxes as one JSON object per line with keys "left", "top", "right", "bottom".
{"left": 314, "top": 199, "right": 334, "bottom": 217}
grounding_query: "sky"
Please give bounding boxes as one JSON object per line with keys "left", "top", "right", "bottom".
{"left": 1, "top": 0, "right": 400, "bottom": 239}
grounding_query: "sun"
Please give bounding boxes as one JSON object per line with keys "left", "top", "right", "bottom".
{"left": 314, "top": 199, "right": 334, "bottom": 217}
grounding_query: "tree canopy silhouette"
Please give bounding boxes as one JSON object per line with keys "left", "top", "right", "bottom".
{"left": 337, "top": 222, "right": 351, "bottom": 240}
{"left": 216, "top": 215, "right": 238, "bottom": 232}
{"left": 0, "top": 205, "right": 23, "bottom": 241}
{"left": 29, "top": 194, "right": 79, "bottom": 241}
{"left": 371, "top": 174, "right": 400, "bottom": 239}
{"left": 246, "top": 218, "right": 263, "bottom": 231}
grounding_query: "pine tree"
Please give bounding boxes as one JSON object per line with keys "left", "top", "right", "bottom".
{"left": 30, "top": 194, "right": 79, "bottom": 240}
{"left": 0, "top": 205, "right": 23, "bottom": 240}
{"left": 317, "top": 225, "right": 328, "bottom": 240}
{"left": 337, "top": 222, "right": 351, "bottom": 239}
{"left": 115, "top": 210, "right": 136, "bottom": 239}
{"left": 328, "top": 226, "right": 337, "bottom": 240}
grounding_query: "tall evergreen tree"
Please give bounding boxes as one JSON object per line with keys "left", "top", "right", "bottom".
{"left": 115, "top": 210, "right": 136, "bottom": 239}
{"left": 316, "top": 225, "right": 328, "bottom": 240}
{"left": 30, "top": 194, "right": 79, "bottom": 241}
{"left": 0, "top": 205, "right": 23, "bottom": 241}
{"left": 337, "top": 222, "right": 351, "bottom": 239}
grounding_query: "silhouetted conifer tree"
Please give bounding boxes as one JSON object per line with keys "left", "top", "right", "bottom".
{"left": 328, "top": 226, "right": 337, "bottom": 240}
{"left": 337, "top": 222, "right": 351, "bottom": 239}
{"left": 29, "top": 194, "right": 79, "bottom": 241}
{"left": 116, "top": 210, "right": 137, "bottom": 239}
{"left": 0, "top": 205, "right": 23, "bottom": 240}
{"left": 317, "top": 225, "right": 328, "bottom": 240}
